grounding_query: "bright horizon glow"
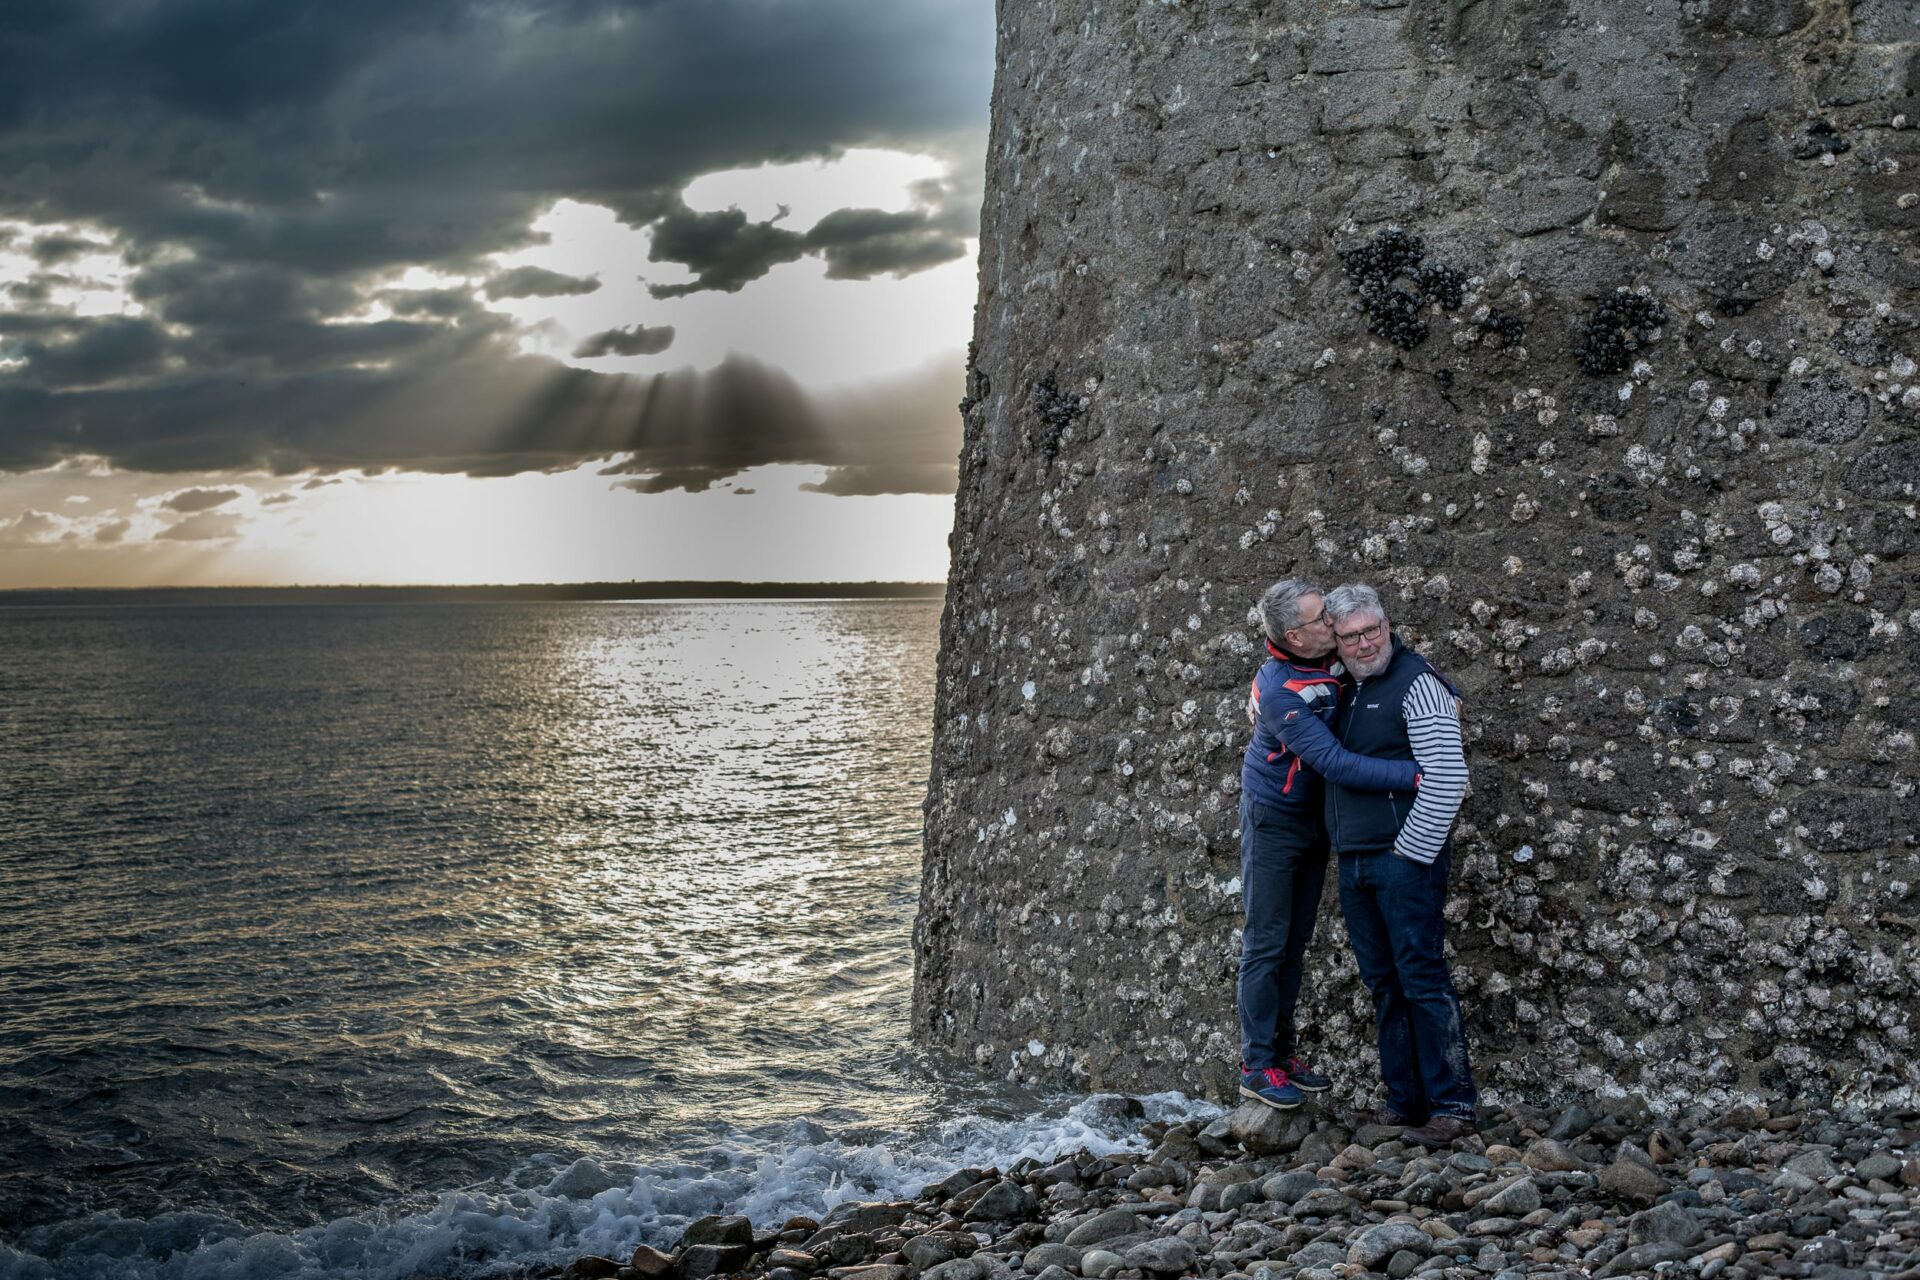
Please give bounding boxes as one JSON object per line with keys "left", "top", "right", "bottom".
{"left": 0, "top": 459, "right": 957, "bottom": 588}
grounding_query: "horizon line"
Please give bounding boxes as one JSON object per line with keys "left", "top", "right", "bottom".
{"left": 0, "top": 580, "right": 949, "bottom": 607}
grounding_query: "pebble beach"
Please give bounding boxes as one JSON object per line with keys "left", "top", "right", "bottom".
{"left": 546, "top": 1096, "right": 1920, "bottom": 1280}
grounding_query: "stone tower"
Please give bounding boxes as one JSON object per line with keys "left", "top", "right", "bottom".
{"left": 914, "top": 0, "right": 1918, "bottom": 1111}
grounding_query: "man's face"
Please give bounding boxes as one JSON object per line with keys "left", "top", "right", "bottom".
{"left": 1285, "top": 592, "right": 1336, "bottom": 658}
{"left": 1334, "top": 610, "right": 1390, "bottom": 677}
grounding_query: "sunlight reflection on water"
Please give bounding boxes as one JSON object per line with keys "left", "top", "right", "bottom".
{"left": 0, "top": 600, "right": 1025, "bottom": 1249}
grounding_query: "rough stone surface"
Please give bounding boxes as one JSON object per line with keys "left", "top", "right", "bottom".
{"left": 1599, "top": 1157, "right": 1669, "bottom": 1205}
{"left": 1349, "top": 1221, "right": 1431, "bottom": 1267}
{"left": 1227, "top": 1100, "right": 1314, "bottom": 1154}
{"left": 1122, "top": 1236, "right": 1196, "bottom": 1274}
{"left": 911, "top": 0, "right": 1920, "bottom": 1109}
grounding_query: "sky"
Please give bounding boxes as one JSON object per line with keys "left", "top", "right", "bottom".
{"left": 0, "top": 0, "right": 993, "bottom": 586}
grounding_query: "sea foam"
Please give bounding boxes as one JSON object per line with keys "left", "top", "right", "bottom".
{"left": 0, "top": 1093, "right": 1220, "bottom": 1280}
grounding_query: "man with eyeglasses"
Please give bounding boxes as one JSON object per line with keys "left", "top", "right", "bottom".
{"left": 1321, "top": 582, "right": 1478, "bottom": 1147}
{"left": 1237, "top": 579, "right": 1424, "bottom": 1112}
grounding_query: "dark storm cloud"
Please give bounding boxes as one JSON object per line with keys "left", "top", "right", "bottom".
{"left": 3, "top": 275, "right": 68, "bottom": 307}
{"left": 382, "top": 286, "right": 477, "bottom": 318}
{"left": 614, "top": 468, "right": 732, "bottom": 494}
{"left": 484, "top": 266, "right": 602, "bottom": 300}
{"left": 644, "top": 203, "right": 808, "bottom": 298}
{"left": 161, "top": 487, "right": 243, "bottom": 513}
{"left": 93, "top": 518, "right": 130, "bottom": 543}
{"left": 7, "top": 317, "right": 170, "bottom": 389}
{"left": 809, "top": 211, "right": 968, "bottom": 282}
{"left": 29, "top": 233, "right": 106, "bottom": 265}
{"left": 644, "top": 193, "right": 975, "bottom": 298}
{"left": 572, "top": 324, "right": 676, "bottom": 358}
{"left": 0, "top": 0, "right": 989, "bottom": 487}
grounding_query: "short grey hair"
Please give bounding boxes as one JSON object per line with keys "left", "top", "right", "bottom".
{"left": 1257, "top": 578, "right": 1322, "bottom": 643}
{"left": 1324, "top": 582, "right": 1386, "bottom": 627}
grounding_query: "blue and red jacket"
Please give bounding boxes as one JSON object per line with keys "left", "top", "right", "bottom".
{"left": 1241, "top": 639, "right": 1422, "bottom": 814}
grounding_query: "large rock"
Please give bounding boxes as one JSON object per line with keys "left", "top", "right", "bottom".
{"left": 1063, "top": 1209, "right": 1140, "bottom": 1248}
{"left": 821, "top": 1202, "right": 914, "bottom": 1234}
{"left": 1226, "top": 1102, "right": 1314, "bottom": 1155}
{"left": 901, "top": 1232, "right": 975, "bottom": 1273}
{"left": 1599, "top": 1159, "right": 1668, "bottom": 1206}
{"left": 1260, "top": 1170, "right": 1324, "bottom": 1204}
{"left": 1523, "top": 1139, "right": 1588, "bottom": 1173}
{"left": 680, "top": 1215, "right": 754, "bottom": 1249}
{"left": 1477, "top": 1177, "right": 1541, "bottom": 1216}
{"left": 1123, "top": 1237, "right": 1197, "bottom": 1275}
{"left": 1629, "top": 1200, "right": 1706, "bottom": 1248}
{"left": 911, "top": 0, "right": 1920, "bottom": 1111}
{"left": 962, "top": 1180, "right": 1037, "bottom": 1223}
{"left": 1597, "top": 1242, "right": 1688, "bottom": 1278}
{"left": 1349, "top": 1222, "right": 1431, "bottom": 1268}
{"left": 1020, "top": 1243, "right": 1082, "bottom": 1272}
{"left": 629, "top": 1245, "right": 678, "bottom": 1278}
{"left": 920, "top": 1260, "right": 983, "bottom": 1280}
{"left": 680, "top": 1242, "right": 755, "bottom": 1280}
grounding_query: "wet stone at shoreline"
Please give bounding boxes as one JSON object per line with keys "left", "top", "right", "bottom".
{"left": 543, "top": 1095, "right": 1920, "bottom": 1280}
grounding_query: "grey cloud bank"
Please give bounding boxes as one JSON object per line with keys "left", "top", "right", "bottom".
{"left": 0, "top": 0, "right": 990, "bottom": 490}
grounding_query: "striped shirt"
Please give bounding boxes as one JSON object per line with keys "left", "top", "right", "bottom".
{"left": 1393, "top": 672, "right": 1469, "bottom": 864}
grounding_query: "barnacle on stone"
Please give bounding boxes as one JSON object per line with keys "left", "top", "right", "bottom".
{"left": 1574, "top": 289, "right": 1668, "bottom": 375}
{"left": 1336, "top": 229, "right": 1471, "bottom": 352}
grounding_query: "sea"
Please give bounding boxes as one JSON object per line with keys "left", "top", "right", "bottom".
{"left": 0, "top": 600, "right": 1213, "bottom": 1280}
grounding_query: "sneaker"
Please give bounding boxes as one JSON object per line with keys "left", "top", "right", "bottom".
{"left": 1238, "top": 1063, "right": 1303, "bottom": 1111}
{"left": 1403, "top": 1114, "right": 1477, "bottom": 1148}
{"left": 1281, "top": 1056, "right": 1331, "bottom": 1092}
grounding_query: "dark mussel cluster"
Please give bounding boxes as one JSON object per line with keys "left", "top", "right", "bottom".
{"left": 1028, "top": 370, "right": 1084, "bottom": 459}
{"left": 1337, "top": 228, "right": 1466, "bottom": 351}
{"left": 1478, "top": 308, "right": 1526, "bottom": 348}
{"left": 1574, "top": 288, "right": 1668, "bottom": 375}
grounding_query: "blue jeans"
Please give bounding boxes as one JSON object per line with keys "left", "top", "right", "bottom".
{"left": 1337, "top": 847, "right": 1478, "bottom": 1120}
{"left": 1238, "top": 795, "right": 1329, "bottom": 1068}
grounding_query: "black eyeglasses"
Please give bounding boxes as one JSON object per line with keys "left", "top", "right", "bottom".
{"left": 1288, "top": 607, "right": 1329, "bottom": 634}
{"left": 1334, "top": 621, "right": 1385, "bottom": 646}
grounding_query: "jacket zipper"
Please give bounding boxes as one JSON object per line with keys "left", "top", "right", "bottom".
{"left": 1330, "top": 678, "right": 1364, "bottom": 850}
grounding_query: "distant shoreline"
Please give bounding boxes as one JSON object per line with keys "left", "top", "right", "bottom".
{"left": 0, "top": 581, "right": 949, "bottom": 607}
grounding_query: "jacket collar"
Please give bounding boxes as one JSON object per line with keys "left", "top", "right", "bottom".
{"left": 1266, "top": 637, "right": 1336, "bottom": 672}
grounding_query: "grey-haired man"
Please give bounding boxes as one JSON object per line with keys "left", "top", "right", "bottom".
{"left": 1321, "top": 582, "right": 1478, "bottom": 1147}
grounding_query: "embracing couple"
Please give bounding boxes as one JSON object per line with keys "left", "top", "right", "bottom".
{"left": 1236, "top": 578, "right": 1478, "bottom": 1149}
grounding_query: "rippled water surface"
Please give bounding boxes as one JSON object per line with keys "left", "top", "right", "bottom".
{"left": 0, "top": 602, "right": 1180, "bottom": 1280}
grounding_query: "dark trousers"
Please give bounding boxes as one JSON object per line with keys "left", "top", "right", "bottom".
{"left": 1237, "top": 795, "right": 1329, "bottom": 1069}
{"left": 1336, "top": 846, "right": 1478, "bottom": 1120}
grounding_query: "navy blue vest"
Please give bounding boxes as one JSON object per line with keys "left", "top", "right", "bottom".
{"left": 1324, "top": 636, "right": 1455, "bottom": 855}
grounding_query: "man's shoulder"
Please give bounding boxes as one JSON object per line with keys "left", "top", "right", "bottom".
{"left": 1392, "top": 647, "right": 1459, "bottom": 698}
{"left": 1270, "top": 659, "right": 1340, "bottom": 696}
